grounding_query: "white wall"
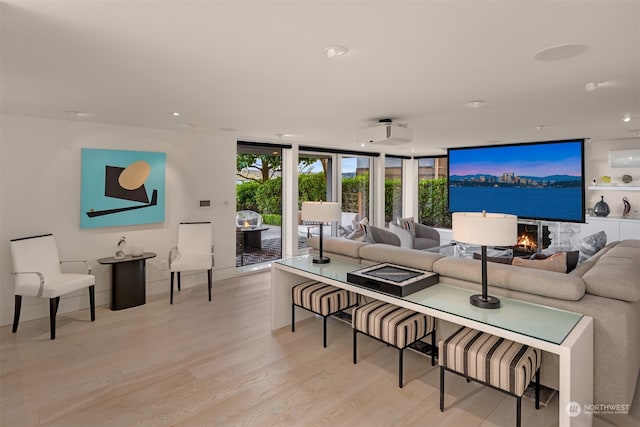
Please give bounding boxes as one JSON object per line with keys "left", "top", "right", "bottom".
{"left": 0, "top": 115, "right": 238, "bottom": 326}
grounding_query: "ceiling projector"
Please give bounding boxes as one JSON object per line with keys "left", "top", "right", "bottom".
{"left": 357, "top": 120, "right": 413, "bottom": 145}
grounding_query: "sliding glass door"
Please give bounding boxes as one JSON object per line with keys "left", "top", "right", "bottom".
{"left": 341, "top": 155, "right": 370, "bottom": 235}
{"left": 236, "top": 142, "right": 286, "bottom": 267}
{"left": 297, "top": 151, "right": 334, "bottom": 249}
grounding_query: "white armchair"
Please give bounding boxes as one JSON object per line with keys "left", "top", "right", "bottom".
{"left": 168, "top": 222, "right": 214, "bottom": 304}
{"left": 10, "top": 234, "right": 95, "bottom": 340}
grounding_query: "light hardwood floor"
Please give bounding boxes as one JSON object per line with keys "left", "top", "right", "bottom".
{"left": 1, "top": 270, "right": 638, "bottom": 427}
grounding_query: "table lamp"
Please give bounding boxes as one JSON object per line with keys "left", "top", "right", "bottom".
{"left": 301, "top": 201, "right": 341, "bottom": 264}
{"left": 452, "top": 211, "right": 517, "bottom": 309}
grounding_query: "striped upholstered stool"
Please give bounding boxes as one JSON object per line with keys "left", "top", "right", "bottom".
{"left": 352, "top": 300, "right": 436, "bottom": 388}
{"left": 439, "top": 327, "right": 541, "bottom": 427}
{"left": 291, "top": 281, "right": 359, "bottom": 348}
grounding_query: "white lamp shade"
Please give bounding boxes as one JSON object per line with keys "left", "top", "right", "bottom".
{"left": 452, "top": 212, "right": 518, "bottom": 246}
{"left": 301, "top": 202, "right": 341, "bottom": 222}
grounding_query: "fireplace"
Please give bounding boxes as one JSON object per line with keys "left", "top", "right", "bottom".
{"left": 515, "top": 223, "right": 550, "bottom": 256}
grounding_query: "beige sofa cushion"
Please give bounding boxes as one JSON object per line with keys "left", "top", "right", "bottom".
{"left": 512, "top": 253, "right": 567, "bottom": 273}
{"left": 581, "top": 242, "right": 640, "bottom": 302}
{"left": 306, "top": 236, "right": 367, "bottom": 259}
{"left": 433, "top": 257, "right": 585, "bottom": 301}
{"left": 358, "top": 244, "right": 445, "bottom": 271}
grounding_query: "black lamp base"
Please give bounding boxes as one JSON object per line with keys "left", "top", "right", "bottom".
{"left": 313, "top": 256, "right": 331, "bottom": 264}
{"left": 470, "top": 294, "right": 501, "bottom": 309}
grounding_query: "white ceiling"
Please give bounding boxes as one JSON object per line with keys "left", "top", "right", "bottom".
{"left": 2, "top": 0, "right": 639, "bottom": 155}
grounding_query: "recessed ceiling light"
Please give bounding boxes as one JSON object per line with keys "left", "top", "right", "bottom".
{"left": 323, "top": 45, "right": 348, "bottom": 58}
{"left": 584, "top": 81, "right": 612, "bottom": 92}
{"left": 219, "top": 127, "right": 237, "bottom": 132}
{"left": 360, "top": 142, "right": 365, "bottom": 147}
{"left": 171, "top": 112, "right": 180, "bottom": 117}
{"left": 65, "top": 110, "right": 90, "bottom": 117}
{"left": 467, "top": 100, "right": 486, "bottom": 108}
{"left": 537, "top": 125, "right": 546, "bottom": 131}
{"left": 534, "top": 44, "right": 588, "bottom": 61}
{"left": 623, "top": 116, "right": 631, "bottom": 122}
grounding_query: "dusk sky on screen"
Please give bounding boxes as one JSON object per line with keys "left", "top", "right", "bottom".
{"left": 449, "top": 141, "right": 583, "bottom": 177}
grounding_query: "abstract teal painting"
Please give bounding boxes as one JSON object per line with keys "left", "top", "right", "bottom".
{"left": 81, "top": 148, "right": 166, "bottom": 228}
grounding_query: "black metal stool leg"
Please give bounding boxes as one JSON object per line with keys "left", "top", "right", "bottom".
{"left": 399, "top": 348, "right": 404, "bottom": 388}
{"left": 440, "top": 366, "right": 445, "bottom": 412}
{"left": 516, "top": 397, "right": 522, "bottom": 427}
{"left": 535, "top": 369, "right": 540, "bottom": 410}
{"left": 353, "top": 329, "right": 357, "bottom": 364}
{"left": 323, "top": 316, "right": 328, "bottom": 348}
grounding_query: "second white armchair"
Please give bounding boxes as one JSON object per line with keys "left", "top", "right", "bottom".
{"left": 168, "top": 222, "right": 214, "bottom": 304}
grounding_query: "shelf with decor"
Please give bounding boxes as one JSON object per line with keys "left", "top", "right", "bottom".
{"left": 587, "top": 185, "right": 640, "bottom": 191}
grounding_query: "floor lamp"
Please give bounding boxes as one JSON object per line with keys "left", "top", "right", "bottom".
{"left": 452, "top": 211, "right": 517, "bottom": 309}
{"left": 301, "top": 201, "right": 341, "bottom": 264}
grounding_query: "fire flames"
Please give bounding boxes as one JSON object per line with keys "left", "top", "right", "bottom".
{"left": 243, "top": 220, "right": 251, "bottom": 228}
{"left": 517, "top": 232, "right": 537, "bottom": 252}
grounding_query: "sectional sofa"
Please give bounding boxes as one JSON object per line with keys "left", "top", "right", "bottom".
{"left": 307, "top": 236, "right": 640, "bottom": 407}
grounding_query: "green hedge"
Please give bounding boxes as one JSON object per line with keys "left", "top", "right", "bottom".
{"left": 238, "top": 172, "right": 451, "bottom": 228}
{"left": 236, "top": 181, "right": 260, "bottom": 212}
{"left": 418, "top": 178, "right": 451, "bottom": 228}
{"left": 262, "top": 214, "right": 282, "bottom": 226}
{"left": 256, "top": 177, "right": 282, "bottom": 214}
{"left": 342, "top": 173, "right": 369, "bottom": 213}
{"left": 384, "top": 178, "right": 402, "bottom": 223}
{"left": 298, "top": 173, "right": 326, "bottom": 208}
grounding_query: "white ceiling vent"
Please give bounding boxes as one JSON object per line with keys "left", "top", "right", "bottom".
{"left": 357, "top": 120, "right": 413, "bottom": 145}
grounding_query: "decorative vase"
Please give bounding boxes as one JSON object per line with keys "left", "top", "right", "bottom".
{"left": 623, "top": 197, "right": 631, "bottom": 216}
{"left": 593, "top": 196, "right": 610, "bottom": 217}
{"left": 115, "top": 236, "right": 127, "bottom": 259}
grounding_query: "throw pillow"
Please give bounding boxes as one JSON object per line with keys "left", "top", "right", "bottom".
{"left": 360, "top": 223, "right": 375, "bottom": 243}
{"left": 527, "top": 251, "right": 579, "bottom": 273}
{"left": 356, "top": 217, "right": 369, "bottom": 232}
{"left": 345, "top": 228, "right": 364, "bottom": 241}
{"left": 573, "top": 231, "right": 607, "bottom": 264}
{"left": 512, "top": 253, "right": 567, "bottom": 273}
{"left": 396, "top": 217, "right": 416, "bottom": 235}
{"left": 566, "top": 250, "right": 579, "bottom": 272}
